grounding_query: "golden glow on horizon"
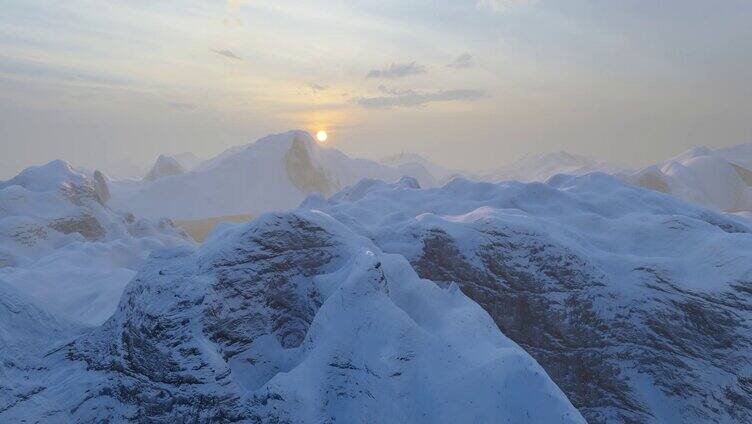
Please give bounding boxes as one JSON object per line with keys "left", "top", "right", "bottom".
{"left": 316, "top": 130, "right": 328, "bottom": 143}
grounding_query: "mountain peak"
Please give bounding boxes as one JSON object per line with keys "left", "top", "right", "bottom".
{"left": 0, "top": 159, "right": 85, "bottom": 192}
{"left": 144, "top": 154, "right": 185, "bottom": 181}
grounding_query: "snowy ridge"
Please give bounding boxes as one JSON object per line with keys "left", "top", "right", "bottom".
{"left": 0, "top": 279, "right": 82, "bottom": 415}
{"left": 1, "top": 210, "right": 584, "bottom": 423}
{"left": 143, "top": 154, "right": 185, "bottom": 181}
{"left": 0, "top": 160, "right": 191, "bottom": 325}
{"left": 486, "top": 151, "right": 624, "bottom": 183}
{"left": 110, "top": 131, "right": 444, "bottom": 220}
{"left": 304, "top": 173, "right": 752, "bottom": 423}
{"left": 379, "top": 152, "right": 464, "bottom": 186}
{"left": 627, "top": 144, "right": 752, "bottom": 212}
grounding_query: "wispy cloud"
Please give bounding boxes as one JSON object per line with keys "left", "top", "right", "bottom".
{"left": 357, "top": 88, "right": 486, "bottom": 108}
{"left": 210, "top": 49, "right": 243, "bottom": 60}
{"left": 366, "top": 62, "right": 426, "bottom": 79}
{"left": 0, "top": 58, "right": 135, "bottom": 88}
{"left": 377, "top": 85, "right": 413, "bottom": 96}
{"left": 307, "top": 82, "right": 328, "bottom": 92}
{"left": 447, "top": 53, "right": 474, "bottom": 69}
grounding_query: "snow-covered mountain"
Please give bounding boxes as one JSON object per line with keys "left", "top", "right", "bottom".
{"left": 5, "top": 160, "right": 752, "bottom": 422}
{"left": 0, "top": 208, "right": 584, "bottom": 423}
{"left": 173, "top": 151, "right": 203, "bottom": 170}
{"left": 487, "top": 151, "right": 624, "bottom": 182}
{"left": 143, "top": 154, "right": 186, "bottom": 181}
{"left": 379, "top": 152, "right": 464, "bottom": 185}
{"left": 627, "top": 145, "right": 752, "bottom": 212}
{"left": 0, "top": 160, "right": 191, "bottom": 325}
{"left": 0, "top": 279, "right": 83, "bottom": 414}
{"left": 302, "top": 174, "right": 752, "bottom": 423}
{"left": 110, "top": 131, "right": 442, "bottom": 220}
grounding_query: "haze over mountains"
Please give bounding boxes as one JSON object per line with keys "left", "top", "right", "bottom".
{"left": 109, "top": 131, "right": 443, "bottom": 221}
{"left": 2, "top": 130, "right": 752, "bottom": 422}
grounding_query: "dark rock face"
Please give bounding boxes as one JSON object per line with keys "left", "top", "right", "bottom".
{"left": 92, "top": 170, "right": 111, "bottom": 204}
{"left": 48, "top": 215, "right": 105, "bottom": 240}
{"left": 284, "top": 134, "right": 336, "bottom": 195}
{"left": 5, "top": 211, "right": 586, "bottom": 423}
{"left": 144, "top": 155, "right": 185, "bottom": 182}
{"left": 46, "top": 213, "right": 345, "bottom": 422}
{"left": 407, "top": 225, "right": 752, "bottom": 423}
{"left": 203, "top": 214, "right": 335, "bottom": 356}
{"left": 9, "top": 224, "right": 48, "bottom": 247}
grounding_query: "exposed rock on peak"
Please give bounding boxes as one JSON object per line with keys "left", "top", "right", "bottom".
{"left": 143, "top": 154, "right": 185, "bottom": 181}
{"left": 1, "top": 211, "right": 584, "bottom": 423}
{"left": 92, "top": 170, "right": 111, "bottom": 203}
{"left": 110, "top": 131, "right": 448, "bottom": 220}
{"left": 0, "top": 161, "right": 192, "bottom": 325}
{"left": 284, "top": 132, "right": 337, "bottom": 195}
{"left": 311, "top": 174, "right": 752, "bottom": 423}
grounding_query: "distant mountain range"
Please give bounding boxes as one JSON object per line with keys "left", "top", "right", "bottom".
{"left": 109, "top": 131, "right": 444, "bottom": 220}
{"left": 3, "top": 132, "right": 752, "bottom": 422}
{"left": 485, "top": 151, "right": 625, "bottom": 183}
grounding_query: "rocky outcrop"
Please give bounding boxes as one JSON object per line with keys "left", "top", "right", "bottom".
{"left": 284, "top": 133, "right": 336, "bottom": 195}
{"left": 0, "top": 160, "right": 192, "bottom": 325}
{"left": 1, "top": 212, "right": 584, "bottom": 423}
{"left": 47, "top": 215, "right": 105, "bottom": 240}
{"left": 92, "top": 170, "right": 111, "bottom": 203}
{"left": 308, "top": 175, "right": 752, "bottom": 423}
{"left": 144, "top": 154, "right": 185, "bottom": 181}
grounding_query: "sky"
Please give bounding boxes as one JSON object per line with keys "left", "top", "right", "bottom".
{"left": 1, "top": 0, "right": 751, "bottom": 178}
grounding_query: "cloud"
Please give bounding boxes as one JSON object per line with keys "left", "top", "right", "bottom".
{"left": 307, "top": 82, "right": 328, "bottom": 92}
{"left": 447, "top": 53, "right": 474, "bottom": 69}
{"left": 0, "top": 58, "right": 135, "bottom": 88}
{"left": 210, "top": 49, "right": 242, "bottom": 60}
{"left": 476, "top": 0, "right": 526, "bottom": 13}
{"left": 357, "top": 88, "right": 486, "bottom": 108}
{"left": 366, "top": 62, "right": 427, "bottom": 79}
{"left": 377, "top": 85, "right": 414, "bottom": 96}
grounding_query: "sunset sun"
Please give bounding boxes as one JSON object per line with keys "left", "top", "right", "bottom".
{"left": 316, "top": 130, "right": 328, "bottom": 143}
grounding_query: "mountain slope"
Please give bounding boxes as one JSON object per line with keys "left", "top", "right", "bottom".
{"left": 487, "top": 151, "right": 625, "bottom": 183}
{"left": 143, "top": 154, "right": 185, "bottom": 181}
{"left": 379, "top": 152, "right": 464, "bottom": 185}
{"left": 627, "top": 145, "right": 752, "bottom": 212}
{"left": 110, "top": 131, "right": 440, "bottom": 220}
{"left": 1, "top": 210, "right": 584, "bottom": 423}
{"left": 0, "top": 160, "right": 191, "bottom": 325}
{"left": 0, "top": 279, "right": 82, "bottom": 415}
{"left": 304, "top": 174, "right": 752, "bottom": 423}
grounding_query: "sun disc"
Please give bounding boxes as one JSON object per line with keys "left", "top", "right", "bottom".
{"left": 316, "top": 130, "right": 328, "bottom": 143}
